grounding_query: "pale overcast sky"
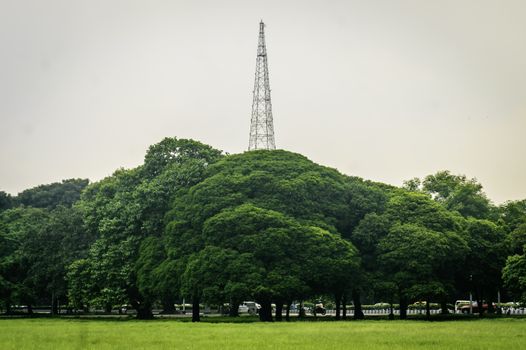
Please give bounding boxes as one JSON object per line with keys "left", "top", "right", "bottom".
{"left": 0, "top": 0, "right": 525, "bottom": 204}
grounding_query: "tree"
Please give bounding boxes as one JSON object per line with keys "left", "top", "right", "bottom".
{"left": 499, "top": 199, "right": 526, "bottom": 255}
{"left": 462, "top": 218, "right": 508, "bottom": 315}
{"left": 70, "top": 137, "right": 223, "bottom": 318}
{"left": 143, "top": 137, "right": 222, "bottom": 178}
{"left": 199, "top": 204, "right": 315, "bottom": 322}
{"left": 378, "top": 223, "right": 465, "bottom": 319}
{"left": 0, "top": 205, "right": 92, "bottom": 315}
{"left": 161, "top": 150, "right": 376, "bottom": 320}
{"left": 301, "top": 226, "right": 360, "bottom": 320}
{"left": 502, "top": 246, "right": 526, "bottom": 305}
{"left": 0, "top": 191, "right": 13, "bottom": 212}
{"left": 352, "top": 190, "right": 467, "bottom": 319}
{"left": 0, "top": 207, "right": 50, "bottom": 313}
{"left": 422, "top": 171, "right": 493, "bottom": 219}
{"left": 181, "top": 245, "right": 263, "bottom": 321}
{"left": 66, "top": 259, "right": 92, "bottom": 312}
{"left": 135, "top": 236, "right": 177, "bottom": 314}
{"left": 169, "top": 194, "right": 360, "bottom": 322}
{"left": 15, "top": 179, "right": 89, "bottom": 209}
{"left": 168, "top": 150, "right": 368, "bottom": 235}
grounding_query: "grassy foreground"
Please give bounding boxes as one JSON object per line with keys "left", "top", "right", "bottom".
{"left": 0, "top": 318, "right": 524, "bottom": 350}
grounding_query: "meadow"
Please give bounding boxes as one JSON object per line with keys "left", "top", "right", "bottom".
{"left": 0, "top": 318, "right": 524, "bottom": 350}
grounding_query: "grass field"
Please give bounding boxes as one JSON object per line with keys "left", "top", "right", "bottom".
{"left": 0, "top": 318, "right": 524, "bottom": 349}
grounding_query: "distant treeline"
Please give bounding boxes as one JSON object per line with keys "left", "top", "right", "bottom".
{"left": 1, "top": 137, "right": 525, "bottom": 321}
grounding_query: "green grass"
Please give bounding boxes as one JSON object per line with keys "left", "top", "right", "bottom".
{"left": 0, "top": 318, "right": 524, "bottom": 349}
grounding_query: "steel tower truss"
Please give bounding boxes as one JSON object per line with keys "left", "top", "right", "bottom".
{"left": 248, "top": 21, "right": 276, "bottom": 151}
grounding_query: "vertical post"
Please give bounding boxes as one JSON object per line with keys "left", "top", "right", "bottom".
{"left": 182, "top": 298, "right": 186, "bottom": 314}
{"left": 469, "top": 274, "right": 473, "bottom": 315}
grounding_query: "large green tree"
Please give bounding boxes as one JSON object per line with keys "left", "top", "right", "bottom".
{"left": 163, "top": 150, "right": 367, "bottom": 321}
{"left": 352, "top": 191, "right": 467, "bottom": 319}
{"left": 502, "top": 245, "right": 526, "bottom": 305}
{"left": 0, "top": 205, "right": 91, "bottom": 314}
{"left": 461, "top": 218, "right": 507, "bottom": 314}
{"left": 69, "top": 137, "right": 223, "bottom": 318}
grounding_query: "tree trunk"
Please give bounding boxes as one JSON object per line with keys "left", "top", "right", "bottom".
{"left": 136, "top": 304, "right": 154, "bottom": 319}
{"left": 440, "top": 299, "right": 449, "bottom": 314}
{"left": 425, "top": 297, "right": 431, "bottom": 320}
{"left": 342, "top": 293, "right": 347, "bottom": 320}
{"left": 161, "top": 297, "right": 176, "bottom": 314}
{"left": 229, "top": 299, "right": 240, "bottom": 317}
{"left": 192, "top": 298, "right": 200, "bottom": 322}
{"left": 388, "top": 303, "right": 394, "bottom": 320}
{"left": 275, "top": 301, "right": 283, "bottom": 321}
{"left": 51, "top": 293, "right": 59, "bottom": 316}
{"left": 399, "top": 295, "right": 408, "bottom": 320}
{"left": 475, "top": 287, "right": 484, "bottom": 318}
{"left": 298, "top": 300, "right": 306, "bottom": 319}
{"left": 487, "top": 296, "right": 495, "bottom": 314}
{"left": 352, "top": 289, "right": 364, "bottom": 320}
{"left": 285, "top": 301, "right": 291, "bottom": 321}
{"left": 335, "top": 293, "right": 341, "bottom": 320}
{"left": 259, "top": 300, "right": 273, "bottom": 322}
{"left": 129, "top": 299, "right": 153, "bottom": 319}
{"left": 104, "top": 303, "right": 112, "bottom": 314}
{"left": 477, "top": 299, "right": 484, "bottom": 318}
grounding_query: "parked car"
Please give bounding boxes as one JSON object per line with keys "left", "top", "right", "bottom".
{"left": 455, "top": 300, "right": 471, "bottom": 313}
{"left": 238, "top": 301, "right": 261, "bottom": 315}
{"left": 459, "top": 302, "right": 496, "bottom": 314}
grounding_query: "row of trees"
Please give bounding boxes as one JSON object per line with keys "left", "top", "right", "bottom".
{"left": 1, "top": 137, "right": 525, "bottom": 321}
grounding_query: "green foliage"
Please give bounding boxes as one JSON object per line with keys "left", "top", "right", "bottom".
{"left": 170, "top": 150, "right": 378, "bottom": 234}
{"left": 0, "top": 205, "right": 91, "bottom": 312}
{"left": 0, "top": 192, "right": 13, "bottom": 212}
{"left": 378, "top": 222, "right": 465, "bottom": 301}
{"left": 502, "top": 249, "right": 526, "bottom": 305}
{"left": 499, "top": 200, "right": 526, "bottom": 254}
{"left": 143, "top": 137, "right": 223, "bottom": 178}
{"left": 163, "top": 150, "right": 367, "bottom": 317}
{"left": 461, "top": 218, "right": 508, "bottom": 302}
{"left": 0, "top": 207, "right": 51, "bottom": 308}
{"left": 67, "top": 137, "right": 224, "bottom": 316}
{"left": 422, "top": 171, "right": 492, "bottom": 219}
{"left": 15, "top": 179, "right": 89, "bottom": 209}
{"left": 181, "top": 245, "right": 263, "bottom": 304}
{"left": 2, "top": 137, "right": 524, "bottom": 322}
{"left": 66, "top": 259, "right": 91, "bottom": 311}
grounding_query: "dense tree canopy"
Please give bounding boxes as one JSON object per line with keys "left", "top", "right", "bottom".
{"left": 1, "top": 137, "right": 525, "bottom": 321}
{"left": 503, "top": 246, "right": 526, "bottom": 304}
{"left": 15, "top": 179, "right": 89, "bottom": 210}
{"left": 160, "top": 151, "right": 369, "bottom": 320}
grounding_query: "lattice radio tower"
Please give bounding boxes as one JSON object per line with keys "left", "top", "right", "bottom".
{"left": 248, "top": 21, "right": 276, "bottom": 151}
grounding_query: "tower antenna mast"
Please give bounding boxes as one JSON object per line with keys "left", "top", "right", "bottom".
{"left": 248, "top": 20, "right": 276, "bottom": 150}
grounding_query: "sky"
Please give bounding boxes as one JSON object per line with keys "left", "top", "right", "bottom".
{"left": 0, "top": 0, "right": 525, "bottom": 204}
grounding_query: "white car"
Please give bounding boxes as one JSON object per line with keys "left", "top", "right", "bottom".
{"left": 238, "top": 301, "right": 261, "bottom": 315}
